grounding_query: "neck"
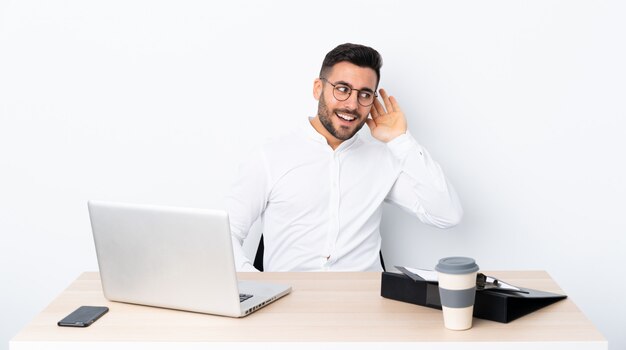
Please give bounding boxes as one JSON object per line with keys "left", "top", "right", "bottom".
{"left": 310, "top": 115, "right": 342, "bottom": 150}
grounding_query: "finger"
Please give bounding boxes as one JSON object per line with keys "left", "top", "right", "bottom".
{"left": 380, "top": 89, "right": 395, "bottom": 113}
{"left": 370, "top": 107, "right": 378, "bottom": 119}
{"left": 389, "top": 96, "right": 402, "bottom": 114}
{"left": 365, "top": 117, "right": 376, "bottom": 130}
{"left": 372, "top": 98, "right": 384, "bottom": 118}
{"left": 370, "top": 100, "right": 381, "bottom": 118}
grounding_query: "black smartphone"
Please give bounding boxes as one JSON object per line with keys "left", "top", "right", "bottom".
{"left": 57, "top": 306, "right": 109, "bottom": 327}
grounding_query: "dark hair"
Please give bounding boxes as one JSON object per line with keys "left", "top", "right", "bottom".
{"left": 319, "top": 43, "right": 383, "bottom": 86}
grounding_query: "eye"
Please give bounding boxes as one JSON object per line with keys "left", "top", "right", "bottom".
{"left": 359, "top": 91, "right": 373, "bottom": 100}
{"left": 335, "top": 85, "right": 351, "bottom": 94}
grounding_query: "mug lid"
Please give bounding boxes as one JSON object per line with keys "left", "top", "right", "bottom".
{"left": 435, "top": 257, "right": 479, "bottom": 274}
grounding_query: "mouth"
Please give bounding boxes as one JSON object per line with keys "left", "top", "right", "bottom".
{"left": 335, "top": 111, "right": 357, "bottom": 124}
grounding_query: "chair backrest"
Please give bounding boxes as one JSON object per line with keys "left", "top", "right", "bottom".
{"left": 253, "top": 235, "right": 266, "bottom": 271}
{"left": 253, "top": 235, "right": 386, "bottom": 272}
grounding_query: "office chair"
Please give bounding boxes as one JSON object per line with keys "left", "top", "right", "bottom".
{"left": 253, "top": 234, "right": 386, "bottom": 272}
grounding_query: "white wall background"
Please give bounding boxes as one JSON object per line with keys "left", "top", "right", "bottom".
{"left": 1, "top": 0, "right": 624, "bottom": 348}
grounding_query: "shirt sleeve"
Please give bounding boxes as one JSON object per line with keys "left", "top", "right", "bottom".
{"left": 224, "top": 150, "right": 270, "bottom": 271}
{"left": 384, "top": 131, "right": 463, "bottom": 228}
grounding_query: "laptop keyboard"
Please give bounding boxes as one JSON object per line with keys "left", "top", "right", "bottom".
{"left": 239, "top": 293, "right": 253, "bottom": 302}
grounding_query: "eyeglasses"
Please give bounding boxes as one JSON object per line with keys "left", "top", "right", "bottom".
{"left": 320, "top": 78, "right": 378, "bottom": 107}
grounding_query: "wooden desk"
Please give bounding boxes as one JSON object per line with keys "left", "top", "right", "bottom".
{"left": 10, "top": 271, "right": 606, "bottom": 349}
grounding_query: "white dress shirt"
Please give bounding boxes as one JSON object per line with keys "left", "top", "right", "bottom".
{"left": 226, "top": 117, "right": 463, "bottom": 272}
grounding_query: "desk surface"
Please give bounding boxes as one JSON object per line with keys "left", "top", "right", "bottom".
{"left": 11, "top": 271, "right": 606, "bottom": 349}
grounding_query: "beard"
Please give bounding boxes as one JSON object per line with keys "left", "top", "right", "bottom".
{"left": 317, "top": 93, "right": 368, "bottom": 142}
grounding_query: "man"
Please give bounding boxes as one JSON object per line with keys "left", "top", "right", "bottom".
{"left": 226, "top": 43, "right": 462, "bottom": 272}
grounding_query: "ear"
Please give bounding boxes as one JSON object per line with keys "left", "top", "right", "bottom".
{"left": 313, "top": 78, "right": 323, "bottom": 101}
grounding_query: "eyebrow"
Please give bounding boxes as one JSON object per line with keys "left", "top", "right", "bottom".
{"left": 334, "top": 80, "right": 376, "bottom": 93}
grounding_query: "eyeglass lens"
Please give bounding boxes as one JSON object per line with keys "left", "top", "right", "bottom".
{"left": 322, "top": 78, "right": 376, "bottom": 107}
{"left": 333, "top": 85, "right": 375, "bottom": 106}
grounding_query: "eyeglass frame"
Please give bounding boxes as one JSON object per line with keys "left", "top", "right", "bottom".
{"left": 319, "top": 77, "right": 378, "bottom": 107}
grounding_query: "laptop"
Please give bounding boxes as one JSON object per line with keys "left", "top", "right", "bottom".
{"left": 87, "top": 200, "right": 291, "bottom": 317}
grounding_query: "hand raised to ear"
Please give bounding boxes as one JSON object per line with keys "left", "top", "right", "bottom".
{"left": 365, "top": 89, "right": 407, "bottom": 143}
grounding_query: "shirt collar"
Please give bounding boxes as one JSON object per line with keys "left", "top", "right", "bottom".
{"left": 304, "top": 117, "right": 360, "bottom": 150}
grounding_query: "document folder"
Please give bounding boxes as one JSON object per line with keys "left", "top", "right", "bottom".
{"left": 380, "top": 272, "right": 567, "bottom": 323}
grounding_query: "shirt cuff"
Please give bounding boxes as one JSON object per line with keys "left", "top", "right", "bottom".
{"left": 239, "top": 261, "right": 261, "bottom": 272}
{"left": 386, "top": 131, "right": 422, "bottom": 161}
